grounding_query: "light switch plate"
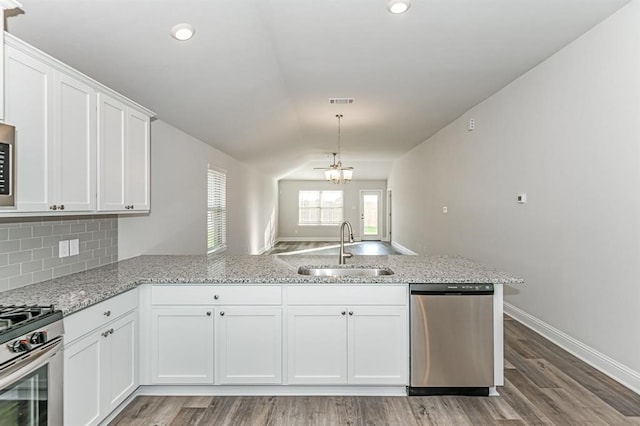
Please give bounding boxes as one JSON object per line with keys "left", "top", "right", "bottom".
{"left": 70, "top": 239, "right": 79, "bottom": 256}
{"left": 59, "top": 240, "right": 69, "bottom": 258}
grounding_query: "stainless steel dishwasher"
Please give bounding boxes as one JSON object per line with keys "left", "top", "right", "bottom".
{"left": 409, "top": 283, "right": 494, "bottom": 396}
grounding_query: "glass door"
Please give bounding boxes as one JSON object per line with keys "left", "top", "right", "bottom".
{"left": 359, "top": 190, "right": 382, "bottom": 241}
{"left": 0, "top": 364, "right": 48, "bottom": 426}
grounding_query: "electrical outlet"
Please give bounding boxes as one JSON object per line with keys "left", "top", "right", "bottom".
{"left": 70, "top": 239, "right": 80, "bottom": 256}
{"left": 59, "top": 240, "right": 69, "bottom": 258}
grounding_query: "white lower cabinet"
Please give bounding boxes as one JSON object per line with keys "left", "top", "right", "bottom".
{"left": 288, "top": 306, "right": 407, "bottom": 385}
{"left": 64, "top": 310, "right": 137, "bottom": 426}
{"left": 287, "top": 307, "right": 348, "bottom": 384}
{"left": 216, "top": 306, "right": 282, "bottom": 384}
{"left": 150, "top": 307, "right": 215, "bottom": 384}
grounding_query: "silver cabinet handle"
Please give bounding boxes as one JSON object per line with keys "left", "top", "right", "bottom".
{"left": 214, "top": 295, "right": 219, "bottom": 300}
{"left": 348, "top": 311, "right": 353, "bottom": 316}
{"left": 130, "top": 205, "right": 134, "bottom": 209}
{"left": 220, "top": 311, "right": 225, "bottom": 316}
{"left": 109, "top": 328, "right": 114, "bottom": 334}
{"left": 59, "top": 204, "right": 65, "bottom": 210}
{"left": 206, "top": 311, "right": 211, "bottom": 316}
{"left": 341, "top": 311, "right": 346, "bottom": 316}
{"left": 50, "top": 205, "right": 57, "bottom": 210}
{"left": 104, "top": 310, "right": 111, "bottom": 317}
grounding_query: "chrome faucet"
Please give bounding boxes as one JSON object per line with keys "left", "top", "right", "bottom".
{"left": 339, "top": 221, "right": 354, "bottom": 264}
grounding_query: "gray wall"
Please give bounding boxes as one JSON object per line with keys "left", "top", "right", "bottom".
{"left": 118, "top": 120, "right": 279, "bottom": 258}
{"left": 278, "top": 180, "right": 387, "bottom": 241}
{"left": 388, "top": 1, "right": 640, "bottom": 387}
{"left": 0, "top": 215, "right": 117, "bottom": 292}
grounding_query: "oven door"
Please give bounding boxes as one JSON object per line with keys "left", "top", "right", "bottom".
{"left": 0, "top": 338, "right": 63, "bottom": 426}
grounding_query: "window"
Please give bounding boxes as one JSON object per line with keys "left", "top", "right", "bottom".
{"left": 298, "top": 190, "right": 343, "bottom": 225}
{"left": 207, "top": 168, "right": 227, "bottom": 253}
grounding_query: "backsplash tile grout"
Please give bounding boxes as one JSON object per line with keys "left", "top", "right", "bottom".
{"left": 0, "top": 215, "right": 118, "bottom": 292}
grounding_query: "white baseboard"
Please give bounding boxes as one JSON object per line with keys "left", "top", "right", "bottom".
{"left": 135, "top": 385, "right": 407, "bottom": 397}
{"left": 391, "top": 241, "right": 418, "bottom": 255}
{"left": 278, "top": 237, "right": 339, "bottom": 242}
{"left": 504, "top": 302, "right": 640, "bottom": 396}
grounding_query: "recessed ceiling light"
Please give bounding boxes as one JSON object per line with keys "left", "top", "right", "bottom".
{"left": 387, "top": 0, "right": 410, "bottom": 14}
{"left": 170, "top": 23, "right": 195, "bottom": 41}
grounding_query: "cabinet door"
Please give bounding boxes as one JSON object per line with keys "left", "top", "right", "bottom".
{"left": 216, "top": 306, "right": 282, "bottom": 384}
{"left": 125, "top": 108, "right": 150, "bottom": 211}
{"left": 102, "top": 311, "right": 137, "bottom": 412}
{"left": 287, "top": 306, "right": 347, "bottom": 385}
{"left": 97, "top": 93, "right": 126, "bottom": 211}
{"left": 4, "top": 45, "right": 54, "bottom": 211}
{"left": 150, "top": 307, "right": 214, "bottom": 384}
{"left": 64, "top": 333, "right": 102, "bottom": 426}
{"left": 347, "top": 306, "right": 408, "bottom": 385}
{"left": 54, "top": 71, "right": 96, "bottom": 211}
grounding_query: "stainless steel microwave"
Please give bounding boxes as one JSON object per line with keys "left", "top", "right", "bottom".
{"left": 0, "top": 123, "right": 15, "bottom": 207}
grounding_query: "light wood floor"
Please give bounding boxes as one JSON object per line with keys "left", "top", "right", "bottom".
{"left": 110, "top": 316, "right": 640, "bottom": 425}
{"left": 263, "top": 241, "right": 402, "bottom": 256}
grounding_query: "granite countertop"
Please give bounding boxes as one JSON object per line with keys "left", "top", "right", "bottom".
{"left": 0, "top": 254, "right": 524, "bottom": 315}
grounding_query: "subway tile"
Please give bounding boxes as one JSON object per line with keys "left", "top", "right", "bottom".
{"left": 86, "top": 259, "right": 100, "bottom": 269}
{"left": 32, "top": 247, "right": 53, "bottom": 261}
{"left": 79, "top": 251, "right": 92, "bottom": 262}
{"left": 85, "top": 240, "right": 100, "bottom": 250}
{"left": 33, "top": 269, "right": 53, "bottom": 284}
{"left": 78, "top": 232, "right": 93, "bottom": 243}
{"left": 53, "top": 265, "right": 71, "bottom": 278}
{"left": 0, "top": 254, "right": 7, "bottom": 267}
{"left": 0, "top": 229, "right": 8, "bottom": 241}
{"left": 0, "top": 240, "right": 21, "bottom": 254}
{"left": 53, "top": 224, "right": 71, "bottom": 236}
{"left": 21, "top": 260, "right": 43, "bottom": 274}
{"left": 106, "top": 246, "right": 117, "bottom": 257}
{"left": 99, "top": 221, "right": 112, "bottom": 231}
{"left": 42, "top": 236, "right": 61, "bottom": 248}
{"left": 0, "top": 278, "right": 8, "bottom": 292}
{"left": 93, "top": 248, "right": 106, "bottom": 259}
{"left": 86, "top": 222, "right": 100, "bottom": 231}
{"left": 106, "top": 230, "right": 117, "bottom": 239}
{"left": 21, "top": 237, "right": 43, "bottom": 250}
{"left": 92, "top": 230, "right": 106, "bottom": 240}
{"left": 100, "top": 239, "right": 111, "bottom": 248}
{"left": 43, "top": 257, "right": 63, "bottom": 269}
{"left": 9, "top": 251, "right": 32, "bottom": 265}
{"left": 62, "top": 256, "right": 77, "bottom": 265}
{"left": 70, "top": 223, "right": 86, "bottom": 233}
{"left": 32, "top": 225, "right": 53, "bottom": 237}
{"left": 0, "top": 264, "right": 21, "bottom": 279}
{"left": 9, "top": 227, "right": 32, "bottom": 240}
{"left": 99, "top": 256, "right": 111, "bottom": 266}
{"left": 9, "top": 273, "right": 33, "bottom": 289}
{"left": 70, "top": 262, "right": 86, "bottom": 273}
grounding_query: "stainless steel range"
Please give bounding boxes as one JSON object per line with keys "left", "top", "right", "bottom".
{"left": 0, "top": 305, "right": 64, "bottom": 425}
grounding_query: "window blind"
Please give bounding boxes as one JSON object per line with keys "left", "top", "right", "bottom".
{"left": 207, "top": 168, "right": 227, "bottom": 253}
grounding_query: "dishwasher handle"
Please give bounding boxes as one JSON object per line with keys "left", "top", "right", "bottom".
{"left": 410, "top": 283, "right": 494, "bottom": 295}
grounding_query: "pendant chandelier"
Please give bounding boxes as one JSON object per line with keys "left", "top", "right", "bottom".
{"left": 318, "top": 114, "right": 354, "bottom": 183}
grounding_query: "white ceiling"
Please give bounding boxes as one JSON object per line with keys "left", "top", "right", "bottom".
{"left": 6, "top": 0, "right": 629, "bottom": 180}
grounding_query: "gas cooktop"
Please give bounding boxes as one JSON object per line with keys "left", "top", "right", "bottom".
{"left": 0, "top": 305, "right": 63, "bottom": 345}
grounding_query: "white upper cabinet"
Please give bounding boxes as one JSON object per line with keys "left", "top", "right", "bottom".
{"left": 4, "top": 44, "right": 54, "bottom": 212}
{"left": 97, "top": 93, "right": 150, "bottom": 212}
{"left": 2, "top": 34, "right": 154, "bottom": 216}
{"left": 54, "top": 72, "right": 96, "bottom": 211}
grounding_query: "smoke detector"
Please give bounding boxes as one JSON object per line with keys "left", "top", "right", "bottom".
{"left": 329, "top": 98, "right": 355, "bottom": 105}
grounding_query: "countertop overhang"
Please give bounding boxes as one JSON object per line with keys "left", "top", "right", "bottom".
{"left": 0, "top": 254, "right": 524, "bottom": 315}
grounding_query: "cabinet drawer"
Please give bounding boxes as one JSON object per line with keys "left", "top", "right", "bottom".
{"left": 287, "top": 285, "right": 407, "bottom": 306}
{"left": 64, "top": 289, "right": 138, "bottom": 343}
{"left": 151, "top": 285, "right": 282, "bottom": 306}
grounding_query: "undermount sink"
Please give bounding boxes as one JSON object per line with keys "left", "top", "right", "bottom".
{"left": 297, "top": 266, "right": 395, "bottom": 277}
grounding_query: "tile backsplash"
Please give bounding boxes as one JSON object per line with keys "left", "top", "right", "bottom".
{"left": 0, "top": 215, "right": 118, "bottom": 292}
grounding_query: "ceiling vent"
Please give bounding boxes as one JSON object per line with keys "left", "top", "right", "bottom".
{"left": 329, "top": 98, "right": 354, "bottom": 105}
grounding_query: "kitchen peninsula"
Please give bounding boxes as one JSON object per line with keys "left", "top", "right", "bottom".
{"left": 0, "top": 254, "right": 522, "bottom": 425}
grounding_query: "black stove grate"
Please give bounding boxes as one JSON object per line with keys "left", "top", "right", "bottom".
{"left": 0, "top": 305, "right": 63, "bottom": 344}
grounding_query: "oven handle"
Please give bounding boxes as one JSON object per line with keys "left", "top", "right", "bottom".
{"left": 0, "top": 338, "right": 63, "bottom": 389}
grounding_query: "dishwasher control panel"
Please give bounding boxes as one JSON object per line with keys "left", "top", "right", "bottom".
{"left": 409, "top": 283, "right": 494, "bottom": 295}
